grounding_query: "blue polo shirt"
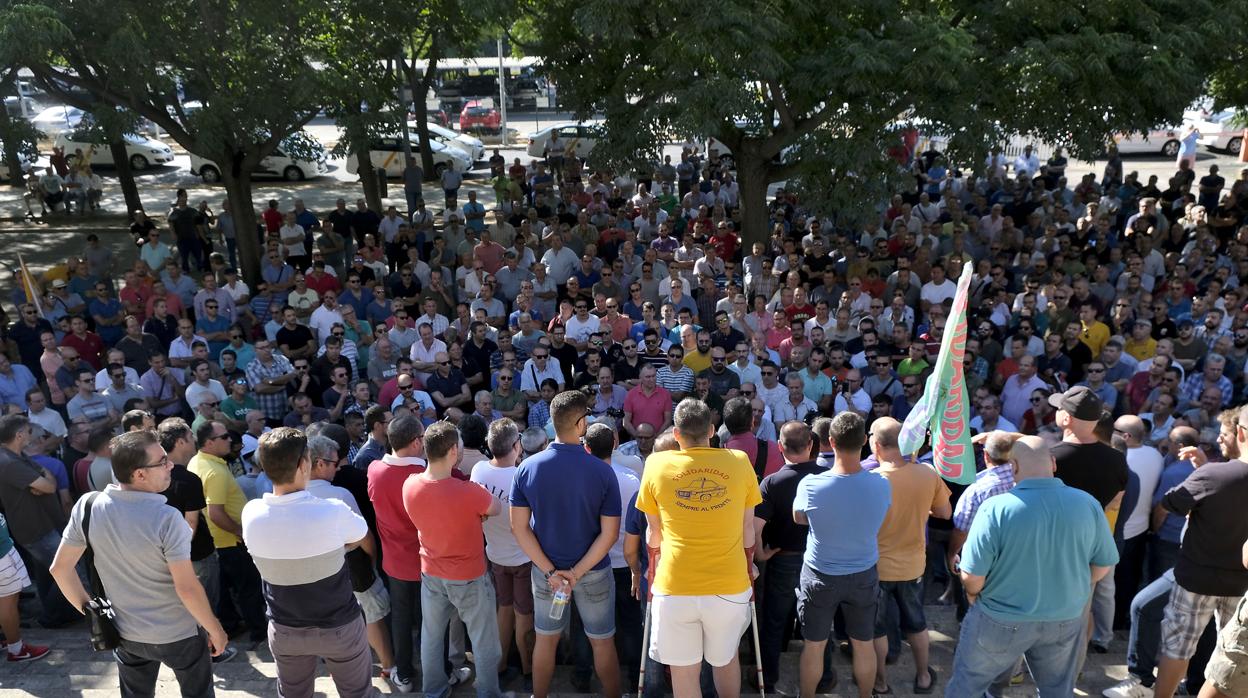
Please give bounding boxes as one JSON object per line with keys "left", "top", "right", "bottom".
{"left": 511, "top": 442, "right": 622, "bottom": 571}
{"left": 961, "top": 478, "right": 1119, "bottom": 623}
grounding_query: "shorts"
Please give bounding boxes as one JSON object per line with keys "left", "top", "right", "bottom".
{"left": 492, "top": 561, "right": 534, "bottom": 615}
{"left": 874, "top": 577, "right": 927, "bottom": 636}
{"left": 354, "top": 576, "right": 391, "bottom": 625}
{"left": 531, "top": 565, "right": 615, "bottom": 640}
{"left": 1206, "top": 594, "right": 1248, "bottom": 696}
{"left": 1161, "top": 583, "right": 1240, "bottom": 660}
{"left": 797, "top": 564, "right": 878, "bottom": 643}
{"left": 649, "top": 590, "right": 752, "bottom": 667}
{"left": 0, "top": 548, "right": 30, "bottom": 597}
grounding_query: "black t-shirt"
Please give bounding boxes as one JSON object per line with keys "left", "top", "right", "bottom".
{"left": 163, "top": 465, "right": 215, "bottom": 561}
{"left": 710, "top": 328, "right": 746, "bottom": 355}
{"left": 1161, "top": 459, "right": 1248, "bottom": 596}
{"left": 462, "top": 339, "right": 497, "bottom": 379}
{"left": 550, "top": 343, "right": 579, "bottom": 385}
{"left": 1052, "top": 441, "right": 1128, "bottom": 509}
{"left": 276, "top": 324, "right": 315, "bottom": 356}
{"left": 613, "top": 356, "right": 642, "bottom": 384}
{"left": 755, "top": 460, "right": 828, "bottom": 552}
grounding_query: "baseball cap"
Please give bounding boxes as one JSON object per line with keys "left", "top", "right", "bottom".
{"left": 50, "top": 278, "right": 67, "bottom": 289}
{"left": 224, "top": 267, "right": 238, "bottom": 276}
{"left": 241, "top": 434, "right": 259, "bottom": 459}
{"left": 1048, "top": 386, "right": 1103, "bottom": 421}
{"left": 1178, "top": 319, "right": 1195, "bottom": 330}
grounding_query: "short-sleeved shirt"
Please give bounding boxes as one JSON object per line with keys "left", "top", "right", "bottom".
{"left": 161, "top": 466, "right": 215, "bottom": 561}
{"left": 403, "top": 475, "right": 494, "bottom": 580}
{"left": 471, "top": 462, "right": 529, "bottom": 567}
{"left": 367, "top": 455, "right": 427, "bottom": 580}
{"left": 756, "top": 461, "right": 828, "bottom": 553}
{"left": 622, "top": 385, "right": 672, "bottom": 431}
{"left": 635, "top": 447, "right": 761, "bottom": 596}
{"left": 511, "top": 443, "right": 621, "bottom": 571}
{"left": 961, "top": 478, "right": 1119, "bottom": 622}
{"left": 953, "top": 465, "right": 1016, "bottom": 533}
{"left": 187, "top": 451, "right": 247, "bottom": 549}
{"left": 62, "top": 487, "right": 197, "bottom": 644}
{"left": 795, "top": 468, "right": 891, "bottom": 576}
{"left": 1160, "top": 459, "right": 1248, "bottom": 597}
{"left": 874, "top": 461, "right": 951, "bottom": 581}
{"left": 1053, "top": 440, "right": 1129, "bottom": 509}
{"left": 243, "top": 490, "right": 367, "bottom": 629}
{"left": 0, "top": 447, "right": 66, "bottom": 545}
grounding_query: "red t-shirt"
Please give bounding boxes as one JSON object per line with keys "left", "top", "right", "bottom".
{"left": 623, "top": 385, "right": 672, "bottom": 431}
{"left": 305, "top": 273, "right": 341, "bottom": 298}
{"left": 262, "top": 208, "right": 283, "bottom": 233}
{"left": 402, "top": 475, "right": 493, "bottom": 580}
{"left": 62, "top": 331, "right": 105, "bottom": 370}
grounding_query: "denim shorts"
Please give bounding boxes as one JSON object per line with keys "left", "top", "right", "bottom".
{"left": 530, "top": 565, "right": 616, "bottom": 640}
{"left": 874, "top": 577, "right": 927, "bottom": 636}
{"left": 797, "top": 564, "right": 878, "bottom": 643}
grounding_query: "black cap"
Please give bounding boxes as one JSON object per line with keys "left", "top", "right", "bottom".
{"left": 1048, "top": 386, "right": 1103, "bottom": 421}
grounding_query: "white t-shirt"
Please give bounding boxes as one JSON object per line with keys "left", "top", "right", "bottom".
{"left": 920, "top": 279, "right": 957, "bottom": 308}
{"left": 185, "top": 380, "right": 227, "bottom": 410}
{"left": 608, "top": 463, "right": 641, "bottom": 569}
{"left": 469, "top": 462, "right": 530, "bottom": 566}
{"left": 1123, "top": 445, "right": 1164, "bottom": 540}
{"left": 309, "top": 306, "right": 344, "bottom": 345}
{"left": 564, "top": 314, "right": 602, "bottom": 344}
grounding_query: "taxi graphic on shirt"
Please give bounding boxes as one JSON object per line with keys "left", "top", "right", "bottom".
{"left": 676, "top": 476, "right": 726, "bottom": 504}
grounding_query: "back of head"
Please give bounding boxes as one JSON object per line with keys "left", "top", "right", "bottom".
{"left": 1009, "top": 435, "right": 1055, "bottom": 480}
{"left": 89, "top": 423, "right": 115, "bottom": 453}
{"left": 487, "top": 419, "right": 520, "bottom": 459}
{"left": 306, "top": 434, "right": 339, "bottom": 465}
{"left": 584, "top": 423, "right": 615, "bottom": 460}
{"left": 778, "top": 421, "right": 812, "bottom": 458}
{"left": 458, "top": 413, "right": 488, "bottom": 451}
{"left": 722, "top": 396, "right": 753, "bottom": 436}
{"left": 868, "top": 417, "right": 901, "bottom": 453}
{"left": 654, "top": 429, "right": 679, "bottom": 454}
{"left": 1168, "top": 425, "right": 1199, "bottom": 449}
{"left": 673, "top": 398, "right": 714, "bottom": 445}
{"left": 423, "top": 421, "right": 461, "bottom": 463}
{"left": 520, "top": 426, "right": 548, "bottom": 456}
{"left": 110, "top": 430, "right": 158, "bottom": 484}
{"left": 983, "top": 432, "right": 1016, "bottom": 465}
{"left": 811, "top": 417, "right": 834, "bottom": 452}
{"left": 828, "top": 411, "right": 866, "bottom": 453}
{"left": 550, "top": 390, "right": 589, "bottom": 437}
{"left": 121, "top": 409, "right": 150, "bottom": 432}
{"left": 307, "top": 422, "right": 350, "bottom": 460}
{"left": 258, "top": 427, "right": 307, "bottom": 485}
{"left": 387, "top": 414, "right": 423, "bottom": 452}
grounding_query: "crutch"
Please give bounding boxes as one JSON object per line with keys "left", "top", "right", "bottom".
{"left": 749, "top": 588, "right": 765, "bottom": 697}
{"left": 637, "top": 546, "right": 660, "bottom": 697}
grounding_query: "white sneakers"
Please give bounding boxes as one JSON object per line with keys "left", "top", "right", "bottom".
{"left": 1102, "top": 675, "right": 1154, "bottom": 698}
{"left": 386, "top": 667, "right": 414, "bottom": 694}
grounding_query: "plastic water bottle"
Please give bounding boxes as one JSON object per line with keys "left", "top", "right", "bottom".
{"left": 549, "top": 581, "right": 570, "bottom": 621}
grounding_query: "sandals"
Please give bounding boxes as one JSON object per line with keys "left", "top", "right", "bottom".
{"left": 914, "top": 666, "right": 938, "bottom": 694}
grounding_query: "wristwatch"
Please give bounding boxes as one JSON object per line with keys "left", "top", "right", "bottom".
{"left": 543, "top": 568, "right": 556, "bottom": 580}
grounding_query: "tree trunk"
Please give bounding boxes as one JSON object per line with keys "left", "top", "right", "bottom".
{"left": 353, "top": 136, "right": 383, "bottom": 213}
{"left": 406, "top": 34, "right": 441, "bottom": 179}
{"left": 0, "top": 104, "right": 25, "bottom": 189}
{"left": 108, "top": 139, "right": 144, "bottom": 216}
{"left": 221, "top": 166, "right": 262, "bottom": 286}
{"left": 736, "top": 156, "right": 772, "bottom": 249}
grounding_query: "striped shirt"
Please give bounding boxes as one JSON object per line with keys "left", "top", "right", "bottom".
{"left": 952, "top": 465, "right": 1016, "bottom": 532}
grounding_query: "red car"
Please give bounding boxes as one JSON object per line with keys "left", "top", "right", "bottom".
{"left": 459, "top": 100, "right": 501, "bottom": 134}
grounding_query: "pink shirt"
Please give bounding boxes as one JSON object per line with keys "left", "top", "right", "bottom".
{"left": 475, "top": 241, "right": 505, "bottom": 275}
{"left": 623, "top": 385, "right": 672, "bottom": 431}
{"left": 724, "top": 433, "right": 784, "bottom": 480}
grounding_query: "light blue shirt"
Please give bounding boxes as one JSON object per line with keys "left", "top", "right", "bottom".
{"left": 795, "top": 468, "right": 891, "bottom": 575}
{"left": 961, "top": 478, "right": 1119, "bottom": 622}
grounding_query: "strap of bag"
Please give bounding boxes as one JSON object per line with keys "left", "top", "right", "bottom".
{"left": 751, "top": 438, "right": 768, "bottom": 481}
{"left": 81, "top": 492, "right": 108, "bottom": 599}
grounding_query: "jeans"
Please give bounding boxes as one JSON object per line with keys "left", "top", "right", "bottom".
{"left": 1127, "top": 569, "right": 1174, "bottom": 685}
{"left": 115, "top": 628, "right": 213, "bottom": 698}
{"left": 1090, "top": 568, "right": 1115, "bottom": 646}
{"left": 390, "top": 576, "right": 422, "bottom": 682}
{"left": 1147, "top": 538, "right": 1180, "bottom": 584}
{"left": 948, "top": 604, "right": 1084, "bottom": 698}
{"left": 575, "top": 568, "right": 642, "bottom": 685}
{"left": 193, "top": 552, "right": 219, "bottom": 614}
{"left": 404, "top": 189, "right": 422, "bottom": 220}
{"left": 224, "top": 238, "right": 238, "bottom": 269}
{"left": 270, "top": 615, "right": 375, "bottom": 698}
{"left": 1115, "top": 535, "right": 1149, "bottom": 628}
{"left": 217, "top": 545, "right": 267, "bottom": 642}
{"left": 20, "top": 528, "right": 83, "bottom": 626}
{"left": 420, "top": 573, "right": 502, "bottom": 698}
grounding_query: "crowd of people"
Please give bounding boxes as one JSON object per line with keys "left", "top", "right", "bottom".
{"left": 0, "top": 138, "right": 1247, "bottom": 698}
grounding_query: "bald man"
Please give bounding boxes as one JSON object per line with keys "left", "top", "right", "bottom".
{"left": 947, "top": 436, "right": 1119, "bottom": 697}
{"left": 1112, "top": 414, "right": 1165, "bottom": 628}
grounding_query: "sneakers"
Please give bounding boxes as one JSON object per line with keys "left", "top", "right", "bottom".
{"left": 7, "top": 644, "right": 50, "bottom": 662}
{"left": 386, "top": 667, "right": 414, "bottom": 694}
{"left": 1103, "top": 675, "right": 1154, "bottom": 698}
{"left": 211, "top": 646, "right": 238, "bottom": 664}
{"left": 449, "top": 665, "right": 473, "bottom": 686}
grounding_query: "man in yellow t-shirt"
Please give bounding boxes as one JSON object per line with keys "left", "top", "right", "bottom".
{"left": 868, "top": 418, "right": 951, "bottom": 694}
{"left": 187, "top": 420, "right": 267, "bottom": 646}
{"left": 636, "top": 398, "right": 761, "bottom": 695}
{"left": 1077, "top": 302, "right": 1110, "bottom": 357}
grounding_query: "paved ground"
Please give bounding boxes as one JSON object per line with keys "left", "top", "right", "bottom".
{"left": 2, "top": 602, "right": 1133, "bottom": 696}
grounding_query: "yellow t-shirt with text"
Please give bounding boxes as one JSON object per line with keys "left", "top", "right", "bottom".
{"left": 635, "top": 447, "right": 762, "bottom": 596}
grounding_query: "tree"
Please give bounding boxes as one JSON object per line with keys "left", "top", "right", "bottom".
{"left": 29, "top": 0, "right": 342, "bottom": 283}
{"left": 0, "top": 3, "right": 60, "bottom": 188}
{"left": 516, "top": 0, "right": 1248, "bottom": 244}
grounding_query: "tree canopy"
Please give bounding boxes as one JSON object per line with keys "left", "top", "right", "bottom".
{"left": 517, "top": 0, "right": 1248, "bottom": 241}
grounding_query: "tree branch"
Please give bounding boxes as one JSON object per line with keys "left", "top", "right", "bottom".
{"left": 767, "top": 80, "right": 795, "bottom": 132}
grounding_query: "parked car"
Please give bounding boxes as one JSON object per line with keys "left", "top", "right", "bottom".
{"left": 1109, "top": 127, "right": 1182, "bottom": 157}
{"left": 344, "top": 135, "right": 471, "bottom": 178}
{"left": 460, "top": 100, "right": 501, "bottom": 134}
{"left": 419, "top": 121, "right": 485, "bottom": 163}
{"left": 1194, "top": 110, "right": 1244, "bottom": 154}
{"left": 54, "top": 131, "right": 175, "bottom": 171}
{"left": 525, "top": 122, "right": 600, "bottom": 159}
{"left": 30, "top": 105, "right": 86, "bottom": 136}
{"left": 190, "top": 135, "right": 328, "bottom": 183}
